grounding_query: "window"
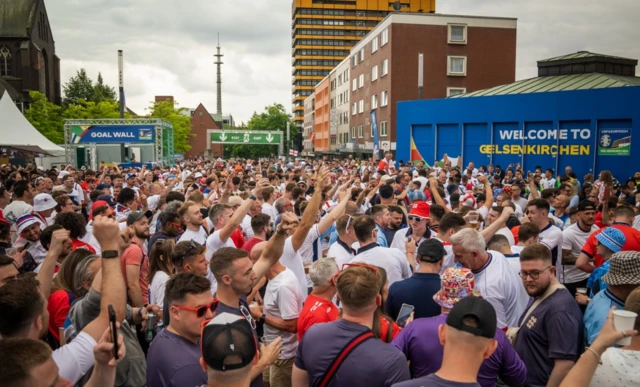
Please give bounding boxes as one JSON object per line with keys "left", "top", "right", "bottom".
{"left": 0, "top": 46, "right": 12, "bottom": 77}
{"left": 344, "top": 69, "right": 349, "bottom": 81}
{"left": 352, "top": 103, "right": 357, "bottom": 115}
{"left": 380, "top": 121, "right": 388, "bottom": 137}
{"left": 372, "top": 37, "right": 379, "bottom": 53}
{"left": 371, "top": 94, "right": 378, "bottom": 109}
{"left": 351, "top": 127, "right": 356, "bottom": 139}
{"left": 359, "top": 49, "right": 364, "bottom": 62}
{"left": 358, "top": 100, "right": 364, "bottom": 113}
{"left": 358, "top": 125, "right": 363, "bottom": 138}
{"left": 381, "top": 28, "right": 389, "bottom": 46}
{"left": 381, "top": 59, "right": 388, "bottom": 76}
{"left": 448, "top": 24, "right": 467, "bottom": 44}
{"left": 338, "top": 74, "right": 342, "bottom": 85}
{"left": 448, "top": 56, "right": 467, "bottom": 76}
{"left": 447, "top": 87, "right": 467, "bottom": 97}
{"left": 381, "top": 91, "right": 388, "bottom": 107}
{"left": 371, "top": 65, "right": 378, "bottom": 81}
{"left": 358, "top": 74, "right": 364, "bottom": 88}
{"left": 352, "top": 78, "right": 357, "bottom": 91}
{"left": 352, "top": 56, "right": 357, "bottom": 67}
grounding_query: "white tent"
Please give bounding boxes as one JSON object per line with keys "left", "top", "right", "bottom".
{"left": 0, "top": 91, "right": 65, "bottom": 156}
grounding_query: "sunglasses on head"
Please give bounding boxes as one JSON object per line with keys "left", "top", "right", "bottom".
{"left": 332, "top": 262, "right": 379, "bottom": 283}
{"left": 174, "top": 299, "right": 219, "bottom": 318}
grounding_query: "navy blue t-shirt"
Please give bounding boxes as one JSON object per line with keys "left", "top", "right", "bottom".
{"left": 514, "top": 287, "right": 584, "bottom": 386}
{"left": 386, "top": 272, "right": 442, "bottom": 320}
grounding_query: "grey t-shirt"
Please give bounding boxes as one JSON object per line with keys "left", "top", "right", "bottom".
{"left": 295, "top": 319, "right": 410, "bottom": 387}
{"left": 393, "top": 374, "right": 480, "bottom": 387}
{"left": 68, "top": 288, "right": 146, "bottom": 387}
{"left": 146, "top": 328, "right": 206, "bottom": 386}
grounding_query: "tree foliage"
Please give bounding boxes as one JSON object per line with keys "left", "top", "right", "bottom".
{"left": 62, "top": 69, "right": 117, "bottom": 107}
{"left": 148, "top": 100, "right": 192, "bottom": 154}
{"left": 225, "top": 103, "right": 297, "bottom": 159}
{"left": 92, "top": 73, "right": 117, "bottom": 103}
{"left": 24, "top": 91, "right": 64, "bottom": 144}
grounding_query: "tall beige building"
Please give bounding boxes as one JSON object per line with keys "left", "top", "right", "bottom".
{"left": 291, "top": 0, "right": 436, "bottom": 129}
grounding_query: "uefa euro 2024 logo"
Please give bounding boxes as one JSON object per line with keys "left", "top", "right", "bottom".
{"left": 600, "top": 134, "right": 612, "bottom": 148}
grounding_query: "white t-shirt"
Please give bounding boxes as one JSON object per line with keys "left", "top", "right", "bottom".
{"left": 299, "top": 224, "right": 321, "bottom": 264}
{"left": 511, "top": 245, "right": 526, "bottom": 255}
{"left": 633, "top": 215, "right": 640, "bottom": 231}
{"left": 496, "top": 227, "right": 516, "bottom": 246}
{"left": 390, "top": 228, "right": 430, "bottom": 254}
{"left": 538, "top": 223, "right": 564, "bottom": 278}
{"left": 149, "top": 271, "right": 171, "bottom": 308}
{"left": 541, "top": 177, "right": 556, "bottom": 190}
{"left": 472, "top": 251, "right": 530, "bottom": 329}
{"left": 561, "top": 223, "right": 598, "bottom": 284}
{"left": 326, "top": 239, "right": 355, "bottom": 269}
{"left": 415, "top": 176, "right": 428, "bottom": 191}
{"left": 52, "top": 331, "right": 97, "bottom": 384}
{"left": 432, "top": 236, "right": 455, "bottom": 273}
{"left": 205, "top": 229, "right": 235, "bottom": 260}
{"left": 279, "top": 237, "right": 308, "bottom": 299}
{"left": 350, "top": 244, "right": 411, "bottom": 286}
{"left": 264, "top": 268, "right": 304, "bottom": 359}
{"left": 241, "top": 214, "right": 254, "bottom": 239}
{"left": 589, "top": 348, "right": 640, "bottom": 387}
{"left": 3, "top": 200, "right": 32, "bottom": 223}
{"left": 178, "top": 227, "right": 208, "bottom": 245}
{"left": 261, "top": 202, "right": 278, "bottom": 224}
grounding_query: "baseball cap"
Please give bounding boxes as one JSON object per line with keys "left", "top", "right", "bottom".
{"left": 433, "top": 268, "right": 482, "bottom": 309}
{"left": 577, "top": 200, "right": 597, "bottom": 212}
{"left": 595, "top": 227, "right": 626, "bottom": 253}
{"left": 16, "top": 214, "right": 39, "bottom": 234}
{"left": 409, "top": 201, "right": 431, "bottom": 219}
{"left": 601, "top": 251, "right": 640, "bottom": 286}
{"left": 417, "top": 239, "right": 446, "bottom": 263}
{"left": 97, "top": 195, "right": 117, "bottom": 207}
{"left": 127, "top": 211, "right": 146, "bottom": 226}
{"left": 228, "top": 196, "right": 244, "bottom": 207}
{"left": 96, "top": 184, "right": 111, "bottom": 191}
{"left": 201, "top": 312, "right": 257, "bottom": 371}
{"left": 446, "top": 296, "right": 496, "bottom": 339}
{"left": 33, "top": 193, "right": 56, "bottom": 212}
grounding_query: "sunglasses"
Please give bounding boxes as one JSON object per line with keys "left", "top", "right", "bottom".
{"left": 174, "top": 299, "right": 219, "bottom": 318}
{"left": 408, "top": 215, "right": 425, "bottom": 222}
{"left": 240, "top": 304, "right": 257, "bottom": 330}
{"left": 168, "top": 221, "right": 182, "bottom": 229}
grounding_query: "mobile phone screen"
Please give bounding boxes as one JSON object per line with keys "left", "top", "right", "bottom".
{"left": 108, "top": 305, "right": 119, "bottom": 360}
{"left": 396, "top": 303, "right": 415, "bottom": 327}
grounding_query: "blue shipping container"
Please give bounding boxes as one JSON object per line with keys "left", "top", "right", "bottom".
{"left": 396, "top": 87, "right": 640, "bottom": 182}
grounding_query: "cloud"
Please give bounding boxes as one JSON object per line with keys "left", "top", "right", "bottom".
{"left": 46, "top": 0, "right": 639, "bottom": 124}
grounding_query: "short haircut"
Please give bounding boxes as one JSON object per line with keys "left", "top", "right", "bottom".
{"left": 0, "top": 275, "right": 44, "bottom": 337}
{"left": 178, "top": 201, "right": 198, "bottom": 218}
{"left": 527, "top": 198, "right": 550, "bottom": 213}
{"left": 336, "top": 266, "right": 380, "bottom": 311}
{"left": 54, "top": 211, "right": 87, "bottom": 239}
{"left": 209, "top": 203, "right": 233, "bottom": 222}
{"left": 117, "top": 187, "right": 136, "bottom": 204}
{"left": 439, "top": 212, "right": 466, "bottom": 233}
{"left": 430, "top": 204, "right": 445, "bottom": 222}
{"left": 336, "top": 214, "right": 358, "bottom": 235}
{"left": 309, "top": 258, "right": 339, "bottom": 288}
{"left": 291, "top": 187, "right": 305, "bottom": 201}
{"left": 614, "top": 205, "right": 635, "bottom": 220}
{"left": 0, "top": 255, "right": 15, "bottom": 268}
{"left": 166, "top": 191, "right": 186, "bottom": 204}
{"left": 160, "top": 211, "right": 181, "bottom": 226}
{"left": 490, "top": 206, "right": 505, "bottom": 215}
{"left": 0, "top": 338, "right": 53, "bottom": 387}
{"left": 285, "top": 182, "right": 297, "bottom": 192}
{"left": 370, "top": 205, "right": 388, "bottom": 220}
{"left": 379, "top": 184, "right": 394, "bottom": 199}
{"left": 39, "top": 224, "right": 63, "bottom": 250}
{"left": 54, "top": 194, "right": 71, "bottom": 212}
{"left": 251, "top": 213, "right": 271, "bottom": 234}
{"left": 388, "top": 205, "right": 403, "bottom": 215}
{"left": 353, "top": 215, "right": 376, "bottom": 242}
{"left": 165, "top": 272, "right": 211, "bottom": 307}
{"left": 624, "top": 287, "right": 640, "bottom": 331}
{"left": 0, "top": 221, "right": 10, "bottom": 240}
{"left": 12, "top": 181, "right": 30, "bottom": 199}
{"left": 450, "top": 228, "right": 486, "bottom": 254}
{"left": 171, "top": 240, "right": 205, "bottom": 268}
{"left": 487, "top": 234, "right": 510, "bottom": 251}
{"left": 540, "top": 189, "right": 556, "bottom": 200}
{"left": 209, "top": 247, "right": 250, "bottom": 281}
{"left": 261, "top": 186, "right": 275, "bottom": 202}
{"left": 519, "top": 244, "right": 552, "bottom": 264}
{"left": 518, "top": 223, "right": 540, "bottom": 242}
{"left": 189, "top": 191, "right": 204, "bottom": 203}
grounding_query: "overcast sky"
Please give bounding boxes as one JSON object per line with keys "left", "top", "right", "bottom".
{"left": 47, "top": 0, "right": 639, "bottom": 124}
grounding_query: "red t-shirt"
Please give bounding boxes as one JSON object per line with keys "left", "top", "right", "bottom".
{"left": 379, "top": 317, "right": 401, "bottom": 343}
{"left": 120, "top": 242, "right": 149, "bottom": 304}
{"left": 297, "top": 294, "right": 339, "bottom": 341}
{"left": 594, "top": 212, "right": 606, "bottom": 229}
{"left": 377, "top": 159, "right": 389, "bottom": 172}
{"left": 581, "top": 223, "right": 640, "bottom": 267}
{"left": 72, "top": 239, "right": 96, "bottom": 254}
{"left": 48, "top": 289, "right": 72, "bottom": 342}
{"left": 231, "top": 227, "right": 245, "bottom": 249}
{"left": 241, "top": 237, "right": 264, "bottom": 255}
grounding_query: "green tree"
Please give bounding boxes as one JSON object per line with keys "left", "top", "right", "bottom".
{"left": 62, "top": 69, "right": 94, "bottom": 106}
{"left": 148, "top": 100, "right": 192, "bottom": 154}
{"left": 92, "top": 73, "right": 117, "bottom": 103}
{"left": 24, "top": 91, "right": 65, "bottom": 144}
{"left": 226, "top": 103, "right": 297, "bottom": 158}
{"left": 63, "top": 99, "right": 125, "bottom": 120}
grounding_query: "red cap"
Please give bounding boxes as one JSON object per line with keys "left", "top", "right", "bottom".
{"left": 409, "top": 201, "right": 431, "bottom": 219}
{"left": 200, "top": 177, "right": 207, "bottom": 185}
{"left": 89, "top": 200, "right": 109, "bottom": 221}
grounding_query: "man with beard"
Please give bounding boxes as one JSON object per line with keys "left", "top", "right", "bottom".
{"left": 560, "top": 201, "right": 599, "bottom": 296}
{"left": 149, "top": 212, "right": 182, "bottom": 249}
{"left": 384, "top": 205, "right": 407, "bottom": 244}
{"left": 121, "top": 212, "right": 151, "bottom": 307}
{"left": 178, "top": 201, "right": 208, "bottom": 244}
{"left": 513, "top": 244, "right": 583, "bottom": 387}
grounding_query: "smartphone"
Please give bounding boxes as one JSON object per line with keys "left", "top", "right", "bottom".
{"left": 108, "top": 305, "right": 119, "bottom": 360}
{"left": 396, "top": 303, "right": 415, "bottom": 327}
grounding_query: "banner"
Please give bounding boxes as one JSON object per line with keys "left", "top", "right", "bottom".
{"left": 210, "top": 130, "right": 281, "bottom": 145}
{"left": 71, "top": 125, "right": 154, "bottom": 144}
{"left": 370, "top": 110, "right": 379, "bottom": 159}
{"left": 598, "top": 128, "right": 631, "bottom": 156}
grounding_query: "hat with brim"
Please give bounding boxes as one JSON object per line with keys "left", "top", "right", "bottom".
{"left": 601, "top": 251, "right": 640, "bottom": 286}
{"left": 433, "top": 267, "right": 482, "bottom": 309}
{"left": 17, "top": 214, "right": 39, "bottom": 234}
{"left": 33, "top": 193, "right": 56, "bottom": 212}
{"left": 595, "top": 227, "right": 625, "bottom": 254}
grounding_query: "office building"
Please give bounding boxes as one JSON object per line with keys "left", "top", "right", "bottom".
{"left": 291, "top": 0, "right": 436, "bottom": 130}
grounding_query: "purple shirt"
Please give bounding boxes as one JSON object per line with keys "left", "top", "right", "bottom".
{"left": 393, "top": 374, "right": 480, "bottom": 387}
{"left": 296, "top": 319, "right": 410, "bottom": 387}
{"left": 392, "top": 314, "right": 526, "bottom": 387}
{"left": 146, "top": 328, "right": 206, "bottom": 387}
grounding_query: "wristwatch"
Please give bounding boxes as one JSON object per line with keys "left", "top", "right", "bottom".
{"left": 258, "top": 314, "right": 266, "bottom": 325}
{"left": 102, "top": 250, "right": 119, "bottom": 259}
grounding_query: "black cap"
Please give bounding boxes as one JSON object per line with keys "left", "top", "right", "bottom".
{"left": 126, "top": 211, "right": 147, "bottom": 226}
{"left": 417, "top": 239, "right": 446, "bottom": 263}
{"left": 475, "top": 193, "right": 486, "bottom": 203}
{"left": 97, "top": 194, "right": 116, "bottom": 207}
{"left": 577, "top": 200, "right": 597, "bottom": 212}
{"left": 96, "top": 184, "right": 111, "bottom": 191}
{"left": 201, "top": 313, "right": 257, "bottom": 371}
{"left": 446, "top": 296, "right": 496, "bottom": 339}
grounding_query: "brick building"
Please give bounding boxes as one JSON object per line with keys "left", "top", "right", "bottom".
{"left": 188, "top": 103, "right": 221, "bottom": 158}
{"left": 313, "top": 77, "right": 331, "bottom": 152}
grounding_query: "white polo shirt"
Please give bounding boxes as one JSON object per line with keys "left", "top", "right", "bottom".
{"left": 561, "top": 223, "right": 598, "bottom": 284}
{"left": 350, "top": 243, "right": 411, "bottom": 286}
{"left": 279, "top": 236, "right": 308, "bottom": 299}
{"left": 538, "top": 222, "right": 564, "bottom": 274}
{"left": 326, "top": 239, "right": 355, "bottom": 269}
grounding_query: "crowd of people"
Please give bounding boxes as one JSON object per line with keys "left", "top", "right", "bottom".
{"left": 0, "top": 153, "right": 639, "bottom": 387}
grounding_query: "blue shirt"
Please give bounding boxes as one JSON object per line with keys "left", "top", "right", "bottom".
{"left": 385, "top": 272, "right": 442, "bottom": 321}
{"left": 376, "top": 224, "right": 388, "bottom": 247}
{"left": 146, "top": 328, "right": 206, "bottom": 387}
{"left": 584, "top": 288, "right": 624, "bottom": 345}
{"left": 587, "top": 260, "right": 610, "bottom": 297}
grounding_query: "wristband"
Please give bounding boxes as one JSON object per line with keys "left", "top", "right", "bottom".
{"left": 137, "top": 307, "right": 144, "bottom": 318}
{"left": 102, "top": 250, "right": 119, "bottom": 259}
{"left": 258, "top": 314, "right": 266, "bottom": 325}
{"left": 249, "top": 194, "right": 257, "bottom": 201}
